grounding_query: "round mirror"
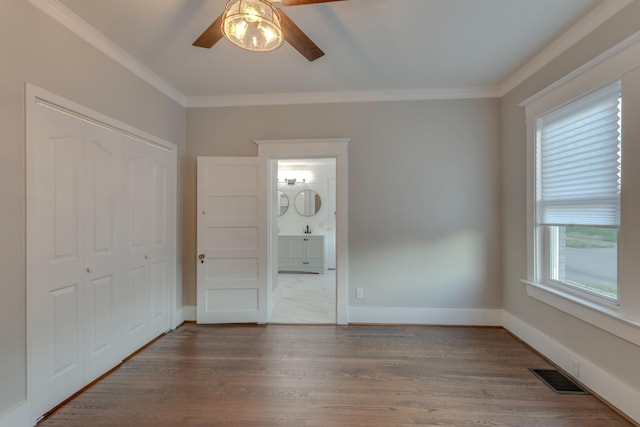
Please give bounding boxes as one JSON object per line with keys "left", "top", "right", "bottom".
{"left": 294, "top": 190, "right": 322, "bottom": 217}
{"left": 278, "top": 191, "right": 289, "bottom": 216}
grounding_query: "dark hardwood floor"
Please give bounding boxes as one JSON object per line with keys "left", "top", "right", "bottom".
{"left": 40, "top": 324, "right": 632, "bottom": 426}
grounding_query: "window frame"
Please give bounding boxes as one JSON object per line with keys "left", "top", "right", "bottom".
{"left": 522, "top": 34, "right": 640, "bottom": 347}
{"left": 532, "top": 81, "right": 622, "bottom": 306}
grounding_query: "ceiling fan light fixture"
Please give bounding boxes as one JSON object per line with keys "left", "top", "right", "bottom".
{"left": 222, "top": 0, "right": 284, "bottom": 52}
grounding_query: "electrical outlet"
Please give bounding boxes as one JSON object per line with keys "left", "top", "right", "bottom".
{"left": 356, "top": 287, "right": 364, "bottom": 299}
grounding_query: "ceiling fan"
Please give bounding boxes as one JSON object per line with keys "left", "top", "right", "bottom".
{"left": 193, "top": 0, "right": 345, "bottom": 62}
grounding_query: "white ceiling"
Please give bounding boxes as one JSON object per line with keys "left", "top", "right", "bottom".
{"left": 50, "top": 0, "right": 612, "bottom": 106}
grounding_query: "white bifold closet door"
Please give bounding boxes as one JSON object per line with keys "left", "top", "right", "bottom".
{"left": 28, "top": 102, "right": 172, "bottom": 420}
{"left": 29, "top": 104, "right": 123, "bottom": 417}
{"left": 124, "top": 136, "right": 172, "bottom": 354}
{"left": 83, "top": 124, "right": 126, "bottom": 381}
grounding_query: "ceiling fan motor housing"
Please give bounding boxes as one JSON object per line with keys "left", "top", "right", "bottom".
{"left": 222, "top": 0, "right": 284, "bottom": 52}
{"left": 193, "top": 0, "right": 343, "bottom": 61}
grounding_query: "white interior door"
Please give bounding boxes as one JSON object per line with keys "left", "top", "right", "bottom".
{"left": 197, "top": 157, "right": 268, "bottom": 324}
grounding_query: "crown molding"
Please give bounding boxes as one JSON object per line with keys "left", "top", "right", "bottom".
{"left": 185, "top": 86, "right": 499, "bottom": 108}
{"left": 27, "top": 0, "right": 186, "bottom": 106}
{"left": 519, "top": 28, "right": 640, "bottom": 107}
{"left": 497, "top": 0, "right": 633, "bottom": 97}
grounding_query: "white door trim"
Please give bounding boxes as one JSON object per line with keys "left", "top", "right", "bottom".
{"left": 254, "top": 138, "right": 350, "bottom": 325}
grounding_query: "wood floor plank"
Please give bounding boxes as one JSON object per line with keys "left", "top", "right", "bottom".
{"left": 39, "top": 324, "right": 633, "bottom": 426}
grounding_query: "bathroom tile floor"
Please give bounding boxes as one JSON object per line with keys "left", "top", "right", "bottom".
{"left": 271, "top": 271, "right": 336, "bottom": 323}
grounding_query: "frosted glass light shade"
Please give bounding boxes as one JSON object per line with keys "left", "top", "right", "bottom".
{"left": 222, "top": 0, "right": 284, "bottom": 52}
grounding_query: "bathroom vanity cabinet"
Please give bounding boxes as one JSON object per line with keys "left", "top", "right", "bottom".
{"left": 278, "top": 235, "right": 325, "bottom": 274}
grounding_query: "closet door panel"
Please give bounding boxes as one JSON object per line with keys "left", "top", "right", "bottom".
{"left": 150, "top": 261, "right": 167, "bottom": 322}
{"left": 128, "top": 154, "right": 150, "bottom": 262}
{"left": 148, "top": 149, "right": 171, "bottom": 334}
{"left": 128, "top": 265, "right": 148, "bottom": 333}
{"left": 150, "top": 155, "right": 168, "bottom": 248}
{"left": 53, "top": 141, "right": 82, "bottom": 261}
{"left": 30, "top": 104, "right": 85, "bottom": 417}
{"left": 84, "top": 275, "right": 114, "bottom": 359}
{"left": 51, "top": 285, "right": 81, "bottom": 375}
{"left": 83, "top": 124, "right": 123, "bottom": 381}
{"left": 124, "top": 139, "right": 152, "bottom": 351}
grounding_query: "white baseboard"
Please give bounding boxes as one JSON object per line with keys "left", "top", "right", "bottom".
{"left": 503, "top": 311, "right": 640, "bottom": 424}
{"left": 183, "top": 305, "right": 196, "bottom": 322}
{"left": 180, "top": 305, "right": 501, "bottom": 326}
{"left": 0, "top": 401, "right": 31, "bottom": 427}
{"left": 348, "top": 306, "right": 503, "bottom": 326}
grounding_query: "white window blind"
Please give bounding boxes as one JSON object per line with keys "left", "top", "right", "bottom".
{"left": 536, "top": 80, "right": 621, "bottom": 227}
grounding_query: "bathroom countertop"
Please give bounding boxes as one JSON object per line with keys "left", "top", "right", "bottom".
{"left": 278, "top": 233, "right": 325, "bottom": 237}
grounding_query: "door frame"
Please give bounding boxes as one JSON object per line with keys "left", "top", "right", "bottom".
{"left": 254, "top": 138, "right": 349, "bottom": 324}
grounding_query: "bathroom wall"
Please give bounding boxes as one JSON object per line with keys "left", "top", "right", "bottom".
{"left": 277, "top": 160, "right": 336, "bottom": 237}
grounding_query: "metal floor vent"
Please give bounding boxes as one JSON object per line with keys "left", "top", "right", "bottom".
{"left": 529, "top": 369, "right": 590, "bottom": 394}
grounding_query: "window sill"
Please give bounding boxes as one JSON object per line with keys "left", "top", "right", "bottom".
{"left": 521, "top": 279, "right": 640, "bottom": 347}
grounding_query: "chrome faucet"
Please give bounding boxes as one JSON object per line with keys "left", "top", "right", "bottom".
{"left": 304, "top": 225, "right": 311, "bottom": 234}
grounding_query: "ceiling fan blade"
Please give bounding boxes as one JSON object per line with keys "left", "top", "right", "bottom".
{"left": 192, "top": 12, "right": 224, "bottom": 48}
{"left": 278, "top": 9, "right": 324, "bottom": 62}
{"left": 281, "top": 0, "right": 345, "bottom": 6}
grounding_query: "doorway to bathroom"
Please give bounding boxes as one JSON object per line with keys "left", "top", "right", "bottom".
{"left": 271, "top": 158, "right": 337, "bottom": 323}
{"left": 255, "top": 137, "right": 349, "bottom": 324}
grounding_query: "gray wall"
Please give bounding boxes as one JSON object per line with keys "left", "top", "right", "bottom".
{"left": 185, "top": 100, "right": 502, "bottom": 309}
{"left": 500, "top": 0, "right": 640, "bottom": 396}
{"left": 0, "top": 0, "right": 186, "bottom": 414}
